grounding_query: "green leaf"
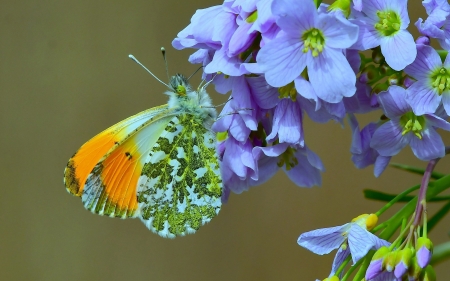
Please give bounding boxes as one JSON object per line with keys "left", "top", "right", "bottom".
{"left": 390, "top": 163, "right": 444, "bottom": 179}
{"left": 431, "top": 241, "right": 450, "bottom": 266}
{"left": 364, "top": 189, "right": 450, "bottom": 202}
{"left": 428, "top": 201, "right": 450, "bottom": 232}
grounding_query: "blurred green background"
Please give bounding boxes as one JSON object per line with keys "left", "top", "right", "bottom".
{"left": 1, "top": 1, "right": 449, "bottom": 280}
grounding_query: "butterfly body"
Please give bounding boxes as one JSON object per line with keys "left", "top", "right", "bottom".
{"left": 65, "top": 74, "right": 222, "bottom": 238}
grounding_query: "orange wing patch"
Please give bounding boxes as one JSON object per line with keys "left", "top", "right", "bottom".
{"left": 64, "top": 105, "right": 170, "bottom": 196}
{"left": 64, "top": 105, "right": 171, "bottom": 218}
{"left": 64, "top": 129, "right": 126, "bottom": 197}
{"left": 82, "top": 137, "right": 143, "bottom": 218}
{"left": 80, "top": 115, "right": 172, "bottom": 218}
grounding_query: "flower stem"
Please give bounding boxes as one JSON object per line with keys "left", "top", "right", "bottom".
{"left": 379, "top": 174, "right": 450, "bottom": 240}
{"left": 373, "top": 184, "right": 420, "bottom": 223}
{"left": 412, "top": 159, "right": 440, "bottom": 227}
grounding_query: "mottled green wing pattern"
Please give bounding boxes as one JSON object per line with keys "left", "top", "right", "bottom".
{"left": 137, "top": 114, "right": 222, "bottom": 238}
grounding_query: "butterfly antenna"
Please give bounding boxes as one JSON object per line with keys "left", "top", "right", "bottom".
{"left": 201, "top": 73, "right": 218, "bottom": 89}
{"left": 161, "top": 47, "right": 170, "bottom": 83}
{"left": 128, "top": 54, "right": 169, "bottom": 88}
{"left": 187, "top": 65, "right": 204, "bottom": 81}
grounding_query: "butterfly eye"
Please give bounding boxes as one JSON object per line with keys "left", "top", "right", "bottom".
{"left": 176, "top": 85, "right": 187, "bottom": 96}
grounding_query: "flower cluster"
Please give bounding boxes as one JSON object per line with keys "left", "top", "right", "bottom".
{"left": 173, "top": 0, "right": 450, "bottom": 200}
{"left": 173, "top": 0, "right": 450, "bottom": 279}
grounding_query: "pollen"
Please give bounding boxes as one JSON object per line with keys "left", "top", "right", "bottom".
{"left": 277, "top": 146, "right": 298, "bottom": 171}
{"left": 301, "top": 28, "right": 325, "bottom": 57}
{"left": 431, "top": 67, "right": 450, "bottom": 95}
{"left": 375, "top": 10, "right": 401, "bottom": 36}
{"left": 400, "top": 112, "right": 425, "bottom": 139}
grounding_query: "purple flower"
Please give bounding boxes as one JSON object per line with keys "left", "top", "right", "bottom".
{"left": 415, "top": 0, "right": 450, "bottom": 50}
{"left": 351, "top": 0, "right": 416, "bottom": 71}
{"left": 298, "top": 214, "right": 389, "bottom": 264}
{"left": 257, "top": 0, "right": 358, "bottom": 103}
{"left": 348, "top": 114, "right": 391, "bottom": 177}
{"left": 253, "top": 143, "right": 324, "bottom": 188}
{"left": 218, "top": 134, "right": 258, "bottom": 201}
{"left": 404, "top": 44, "right": 450, "bottom": 116}
{"left": 266, "top": 98, "right": 304, "bottom": 145}
{"left": 368, "top": 271, "right": 397, "bottom": 281}
{"left": 370, "top": 85, "right": 450, "bottom": 161}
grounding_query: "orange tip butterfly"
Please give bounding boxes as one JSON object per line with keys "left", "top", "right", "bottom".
{"left": 64, "top": 51, "right": 222, "bottom": 238}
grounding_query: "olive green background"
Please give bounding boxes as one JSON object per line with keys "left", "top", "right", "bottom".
{"left": 1, "top": 1, "right": 449, "bottom": 280}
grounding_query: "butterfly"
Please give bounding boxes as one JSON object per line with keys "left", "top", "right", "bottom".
{"left": 64, "top": 56, "right": 222, "bottom": 238}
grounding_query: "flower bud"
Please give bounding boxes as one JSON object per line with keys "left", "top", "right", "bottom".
{"left": 416, "top": 237, "right": 433, "bottom": 268}
{"left": 384, "top": 250, "right": 398, "bottom": 272}
{"left": 323, "top": 276, "right": 340, "bottom": 281}
{"left": 408, "top": 256, "right": 422, "bottom": 280}
{"left": 365, "top": 246, "right": 390, "bottom": 280}
{"left": 394, "top": 247, "right": 413, "bottom": 278}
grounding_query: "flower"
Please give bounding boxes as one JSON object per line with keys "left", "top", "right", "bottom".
{"left": 257, "top": 0, "right": 359, "bottom": 103}
{"left": 351, "top": 0, "right": 416, "bottom": 70}
{"left": 415, "top": 0, "right": 450, "bottom": 50}
{"left": 298, "top": 214, "right": 389, "bottom": 264}
{"left": 252, "top": 143, "right": 324, "bottom": 188}
{"left": 370, "top": 85, "right": 450, "bottom": 161}
{"left": 404, "top": 44, "right": 450, "bottom": 115}
{"left": 347, "top": 114, "right": 391, "bottom": 177}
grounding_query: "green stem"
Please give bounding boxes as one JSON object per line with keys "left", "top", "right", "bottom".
{"left": 431, "top": 241, "right": 450, "bottom": 265}
{"left": 335, "top": 254, "right": 352, "bottom": 277}
{"left": 314, "top": 0, "right": 322, "bottom": 8}
{"left": 352, "top": 255, "right": 371, "bottom": 281}
{"left": 379, "top": 174, "right": 450, "bottom": 240}
{"left": 374, "top": 184, "right": 420, "bottom": 218}
{"left": 341, "top": 255, "right": 364, "bottom": 281}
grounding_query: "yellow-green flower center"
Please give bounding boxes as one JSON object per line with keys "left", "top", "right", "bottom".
{"left": 400, "top": 112, "right": 425, "bottom": 139}
{"left": 278, "top": 81, "right": 297, "bottom": 101}
{"left": 302, "top": 28, "right": 325, "bottom": 57}
{"left": 277, "top": 146, "right": 298, "bottom": 170}
{"left": 375, "top": 10, "right": 401, "bottom": 36}
{"left": 430, "top": 67, "right": 450, "bottom": 95}
{"left": 246, "top": 11, "right": 258, "bottom": 23}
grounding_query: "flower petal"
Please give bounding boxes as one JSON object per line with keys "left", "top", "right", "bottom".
{"left": 308, "top": 48, "right": 356, "bottom": 103}
{"left": 320, "top": 13, "right": 359, "bottom": 49}
{"left": 370, "top": 121, "right": 410, "bottom": 157}
{"left": 348, "top": 224, "right": 376, "bottom": 263}
{"left": 257, "top": 33, "right": 306, "bottom": 87}
{"left": 410, "top": 127, "right": 445, "bottom": 160}
{"left": 404, "top": 45, "right": 442, "bottom": 80}
{"left": 374, "top": 156, "right": 391, "bottom": 177}
{"left": 297, "top": 224, "right": 349, "bottom": 255}
{"left": 380, "top": 30, "right": 417, "bottom": 71}
{"left": 406, "top": 80, "right": 441, "bottom": 115}
{"left": 377, "top": 86, "right": 410, "bottom": 119}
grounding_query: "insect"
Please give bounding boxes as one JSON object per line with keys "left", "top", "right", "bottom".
{"left": 64, "top": 52, "right": 222, "bottom": 238}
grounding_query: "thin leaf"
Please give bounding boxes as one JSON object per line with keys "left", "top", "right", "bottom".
{"left": 428, "top": 201, "right": 450, "bottom": 232}
{"left": 390, "top": 163, "right": 444, "bottom": 179}
{"left": 364, "top": 189, "right": 450, "bottom": 202}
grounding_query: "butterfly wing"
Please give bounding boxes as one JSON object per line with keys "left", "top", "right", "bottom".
{"left": 64, "top": 105, "right": 173, "bottom": 218}
{"left": 137, "top": 114, "right": 223, "bottom": 238}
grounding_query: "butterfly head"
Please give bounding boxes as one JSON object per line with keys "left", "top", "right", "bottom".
{"left": 169, "top": 74, "right": 192, "bottom": 97}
